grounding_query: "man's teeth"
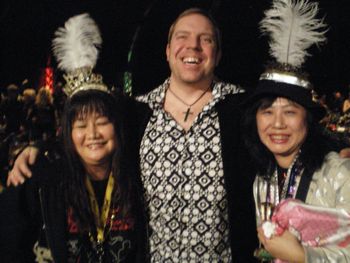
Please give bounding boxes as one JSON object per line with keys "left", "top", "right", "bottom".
{"left": 183, "top": 57, "right": 200, "bottom": 64}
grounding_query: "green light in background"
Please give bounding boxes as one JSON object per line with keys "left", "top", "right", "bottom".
{"left": 123, "top": 71, "right": 132, "bottom": 96}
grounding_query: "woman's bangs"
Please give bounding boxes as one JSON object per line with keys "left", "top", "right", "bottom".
{"left": 71, "top": 98, "right": 111, "bottom": 122}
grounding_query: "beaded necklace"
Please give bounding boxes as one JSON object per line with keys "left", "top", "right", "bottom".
{"left": 256, "top": 151, "right": 305, "bottom": 222}
{"left": 274, "top": 152, "right": 304, "bottom": 202}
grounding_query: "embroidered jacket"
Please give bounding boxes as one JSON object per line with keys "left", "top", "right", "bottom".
{"left": 0, "top": 143, "right": 148, "bottom": 263}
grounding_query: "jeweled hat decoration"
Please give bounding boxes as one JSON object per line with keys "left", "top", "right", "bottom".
{"left": 52, "top": 13, "right": 110, "bottom": 98}
{"left": 249, "top": 0, "right": 328, "bottom": 120}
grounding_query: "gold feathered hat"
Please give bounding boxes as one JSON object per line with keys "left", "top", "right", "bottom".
{"left": 52, "top": 13, "right": 109, "bottom": 98}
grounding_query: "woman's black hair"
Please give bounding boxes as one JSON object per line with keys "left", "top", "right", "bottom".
{"left": 242, "top": 95, "right": 335, "bottom": 177}
{"left": 60, "top": 90, "right": 134, "bottom": 233}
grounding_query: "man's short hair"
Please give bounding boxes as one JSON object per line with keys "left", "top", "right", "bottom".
{"left": 167, "top": 8, "right": 222, "bottom": 53}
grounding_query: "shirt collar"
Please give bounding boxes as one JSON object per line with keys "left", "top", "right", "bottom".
{"left": 136, "top": 78, "right": 169, "bottom": 110}
{"left": 136, "top": 78, "right": 246, "bottom": 110}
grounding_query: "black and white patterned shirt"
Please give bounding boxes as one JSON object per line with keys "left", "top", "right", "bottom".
{"left": 137, "top": 79, "right": 244, "bottom": 262}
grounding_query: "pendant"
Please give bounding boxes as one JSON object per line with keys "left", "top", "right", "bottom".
{"left": 183, "top": 108, "right": 193, "bottom": 122}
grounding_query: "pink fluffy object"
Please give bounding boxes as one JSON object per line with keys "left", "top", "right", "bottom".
{"left": 262, "top": 199, "right": 350, "bottom": 263}
{"left": 269, "top": 199, "right": 350, "bottom": 247}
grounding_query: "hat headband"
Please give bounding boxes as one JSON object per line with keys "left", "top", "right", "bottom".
{"left": 259, "top": 71, "right": 311, "bottom": 90}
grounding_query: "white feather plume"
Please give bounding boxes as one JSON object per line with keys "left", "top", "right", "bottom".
{"left": 52, "top": 13, "right": 102, "bottom": 72}
{"left": 260, "top": 0, "right": 327, "bottom": 68}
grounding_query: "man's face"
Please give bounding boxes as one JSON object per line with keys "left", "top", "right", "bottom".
{"left": 166, "top": 13, "right": 221, "bottom": 86}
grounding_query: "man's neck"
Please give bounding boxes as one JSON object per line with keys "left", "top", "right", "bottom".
{"left": 164, "top": 76, "right": 214, "bottom": 131}
{"left": 168, "top": 77, "right": 213, "bottom": 96}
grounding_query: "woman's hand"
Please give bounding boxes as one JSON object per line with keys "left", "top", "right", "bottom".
{"left": 7, "top": 146, "right": 39, "bottom": 186}
{"left": 257, "top": 226, "right": 305, "bottom": 263}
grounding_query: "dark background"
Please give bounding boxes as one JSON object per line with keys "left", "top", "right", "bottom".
{"left": 1, "top": 0, "right": 350, "bottom": 97}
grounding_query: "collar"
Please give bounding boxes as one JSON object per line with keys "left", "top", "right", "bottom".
{"left": 136, "top": 78, "right": 246, "bottom": 110}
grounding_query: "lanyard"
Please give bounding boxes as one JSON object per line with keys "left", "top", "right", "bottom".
{"left": 85, "top": 174, "right": 115, "bottom": 243}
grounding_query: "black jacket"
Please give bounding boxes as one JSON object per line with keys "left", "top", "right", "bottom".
{"left": 129, "top": 92, "right": 259, "bottom": 263}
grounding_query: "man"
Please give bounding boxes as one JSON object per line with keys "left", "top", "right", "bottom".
{"left": 129, "top": 8, "right": 258, "bottom": 262}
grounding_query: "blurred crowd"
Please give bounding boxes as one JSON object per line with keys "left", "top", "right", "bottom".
{"left": 0, "top": 82, "right": 66, "bottom": 177}
{"left": 319, "top": 90, "right": 350, "bottom": 142}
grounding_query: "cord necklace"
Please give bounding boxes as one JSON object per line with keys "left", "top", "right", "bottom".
{"left": 168, "top": 85, "right": 211, "bottom": 122}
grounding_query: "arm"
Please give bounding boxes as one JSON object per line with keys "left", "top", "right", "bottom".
{"left": 7, "top": 138, "right": 64, "bottom": 187}
{"left": 7, "top": 146, "right": 39, "bottom": 186}
{"left": 302, "top": 159, "right": 350, "bottom": 262}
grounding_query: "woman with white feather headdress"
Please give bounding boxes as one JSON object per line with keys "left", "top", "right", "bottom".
{"left": 242, "top": 0, "right": 350, "bottom": 262}
{"left": 0, "top": 13, "right": 148, "bottom": 262}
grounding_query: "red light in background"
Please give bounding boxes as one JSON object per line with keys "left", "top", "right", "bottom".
{"left": 45, "top": 67, "right": 54, "bottom": 93}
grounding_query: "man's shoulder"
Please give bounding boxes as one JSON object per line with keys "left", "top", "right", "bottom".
{"left": 135, "top": 84, "right": 164, "bottom": 104}
{"left": 215, "top": 81, "right": 249, "bottom": 105}
{"left": 214, "top": 81, "right": 248, "bottom": 99}
{"left": 215, "top": 81, "right": 245, "bottom": 93}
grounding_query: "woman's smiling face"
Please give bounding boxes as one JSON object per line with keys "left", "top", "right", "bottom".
{"left": 72, "top": 112, "right": 116, "bottom": 169}
{"left": 256, "top": 97, "right": 308, "bottom": 168}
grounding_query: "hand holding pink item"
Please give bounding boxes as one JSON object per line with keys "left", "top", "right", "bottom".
{"left": 262, "top": 198, "right": 350, "bottom": 262}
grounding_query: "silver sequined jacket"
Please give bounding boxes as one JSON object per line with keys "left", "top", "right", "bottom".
{"left": 253, "top": 151, "right": 350, "bottom": 262}
{"left": 304, "top": 152, "right": 350, "bottom": 262}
